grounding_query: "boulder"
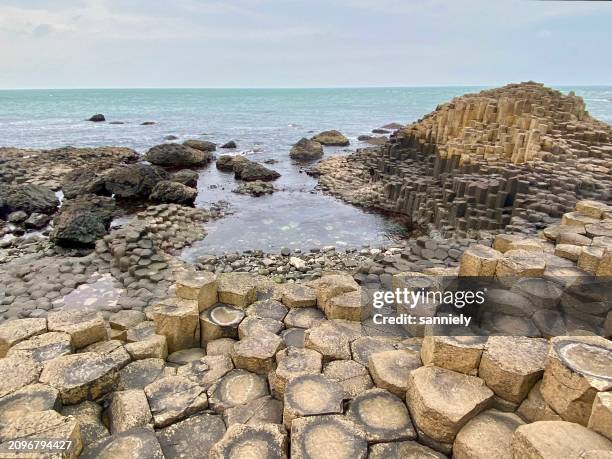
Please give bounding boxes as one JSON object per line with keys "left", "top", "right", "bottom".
{"left": 47, "top": 307, "right": 107, "bottom": 349}
{"left": 80, "top": 427, "right": 164, "bottom": 459}
{"left": 102, "top": 163, "right": 168, "bottom": 199}
{"left": 61, "top": 168, "right": 109, "bottom": 199}
{"left": 291, "top": 415, "right": 367, "bottom": 459}
{"left": 283, "top": 374, "right": 345, "bottom": 428}
{"left": 149, "top": 180, "right": 197, "bottom": 205}
{"left": 157, "top": 413, "right": 226, "bottom": 459}
{"left": 207, "top": 369, "right": 269, "bottom": 413}
{"left": 88, "top": 114, "right": 105, "bottom": 122}
{"left": 234, "top": 180, "right": 276, "bottom": 196}
{"left": 234, "top": 158, "right": 280, "bottom": 181}
{"left": 24, "top": 212, "right": 52, "bottom": 228}
{"left": 183, "top": 139, "right": 216, "bottom": 152}
{"left": 144, "top": 376, "right": 208, "bottom": 428}
{"left": 290, "top": 138, "right": 324, "bottom": 161}
{"left": 368, "top": 349, "right": 422, "bottom": 398}
{"left": 220, "top": 140, "right": 237, "bottom": 149}
{"left": 170, "top": 169, "right": 199, "bottom": 187}
{"left": 0, "top": 183, "right": 58, "bottom": 217}
{"left": 0, "top": 318, "right": 47, "bottom": 357}
{"left": 215, "top": 155, "right": 238, "bottom": 171}
{"left": 51, "top": 195, "right": 115, "bottom": 247}
{"left": 145, "top": 143, "right": 212, "bottom": 168}
{"left": 210, "top": 423, "right": 287, "bottom": 459}
{"left": 311, "top": 130, "right": 350, "bottom": 146}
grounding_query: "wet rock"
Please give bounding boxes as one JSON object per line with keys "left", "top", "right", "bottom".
{"left": 420, "top": 335, "right": 486, "bottom": 376}
{"left": 108, "top": 389, "right": 153, "bottom": 434}
{"left": 145, "top": 143, "right": 213, "bottom": 168}
{"left": 183, "top": 139, "right": 217, "bottom": 152}
{"left": 170, "top": 169, "right": 199, "bottom": 188}
{"left": 283, "top": 374, "right": 345, "bottom": 428}
{"left": 125, "top": 334, "right": 168, "bottom": 360}
{"left": 146, "top": 298, "right": 200, "bottom": 353}
{"left": 24, "top": 211, "right": 52, "bottom": 228}
{"left": 231, "top": 330, "right": 284, "bottom": 374}
{"left": 89, "top": 114, "right": 105, "bottom": 122}
{"left": 102, "top": 163, "right": 168, "bottom": 199}
{"left": 164, "top": 135, "right": 178, "bottom": 141}
{"left": 157, "top": 413, "right": 226, "bottom": 459}
{"left": 0, "top": 355, "right": 41, "bottom": 398}
{"left": 144, "top": 376, "right": 208, "bottom": 428}
{"left": 215, "top": 155, "right": 237, "bottom": 171}
{"left": 118, "top": 358, "right": 166, "bottom": 390}
{"left": 176, "top": 354, "right": 234, "bottom": 389}
{"left": 311, "top": 130, "right": 350, "bottom": 146}
{"left": 347, "top": 388, "right": 416, "bottom": 443}
{"left": 368, "top": 349, "right": 421, "bottom": 398}
{"left": 290, "top": 138, "right": 324, "bottom": 161}
{"left": 291, "top": 415, "right": 367, "bottom": 459}
{"left": 589, "top": 392, "right": 612, "bottom": 441}
{"left": 39, "top": 352, "right": 119, "bottom": 404}
{"left": 47, "top": 308, "right": 107, "bottom": 349}
{"left": 81, "top": 427, "right": 164, "bottom": 459}
{"left": 0, "top": 317, "right": 47, "bottom": 357}
{"left": 207, "top": 369, "right": 269, "bottom": 413}
{"left": 200, "top": 304, "right": 245, "bottom": 343}
{"left": 323, "top": 359, "right": 373, "bottom": 397}
{"left": 0, "top": 383, "right": 60, "bottom": 425}
{"left": 210, "top": 423, "right": 288, "bottom": 459}
{"left": 368, "top": 440, "right": 446, "bottom": 459}
{"left": 61, "top": 167, "right": 109, "bottom": 199}
{"left": 149, "top": 180, "right": 197, "bottom": 205}
{"left": 234, "top": 158, "right": 281, "bottom": 181}
{"left": 220, "top": 140, "right": 237, "bottom": 149}
{"left": 0, "top": 183, "right": 58, "bottom": 216}
{"left": 269, "top": 347, "right": 323, "bottom": 397}
{"left": 176, "top": 270, "right": 218, "bottom": 311}
{"left": 224, "top": 395, "right": 283, "bottom": 426}
{"left": 61, "top": 401, "right": 109, "bottom": 447}
{"left": 51, "top": 195, "right": 115, "bottom": 247}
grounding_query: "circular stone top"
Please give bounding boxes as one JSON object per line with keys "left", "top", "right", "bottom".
{"left": 210, "top": 305, "right": 245, "bottom": 326}
{"left": 556, "top": 341, "right": 612, "bottom": 381}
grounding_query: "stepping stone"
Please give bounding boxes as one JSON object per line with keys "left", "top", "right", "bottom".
{"left": 511, "top": 421, "right": 612, "bottom": 458}
{"left": 157, "top": 413, "right": 226, "bottom": 459}
{"left": 459, "top": 244, "right": 503, "bottom": 276}
{"left": 82, "top": 339, "right": 131, "bottom": 369}
{"left": 347, "top": 388, "right": 416, "bottom": 443}
{"left": 281, "top": 284, "right": 317, "bottom": 308}
{"left": 479, "top": 336, "right": 549, "bottom": 404}
{"left": 283, "top": 374, "right": 345, "bottom": 428}
{"left": 453, "top": 409, "right": 524, "bottom": 459}
{"left": 224, "top": 395, "right": 283, "bottom": 427}
{"left": 107, "top": 389, "right": 152, "bottom": 434}
{"left": 207, "top": 369, "right": 269, "bottom": 413}
{"left": 125, "top": 334, "right": 168, "bottom": 360}
{"left": 541, "top": 336, "right": 612, "bottom": 425}
{"left": 231, "top": 330, "right": 284, "bottom": 374}
{"left": 81, "top": 427, "right": 164, "bottom": 459}
{"left": 246, "top": 299, "right": 288, "bottom": 321}
{"left": 146, "top": 298, "right": 200, "bottom": 353}
{"left": 126, "top": 321, "right": 157, "bottom": 342}
{"left": 323, "top": 360, "right": 373, "bottom": 398}
{"left": 420, "top": 335, "right": 486, "bottom": 375}
{"left": 167, "top": 347, "right": 207, "bottom": 365}
{"left": 48, "top": 308, "right": 107, "bottom": 349}
{"left": 39, "top": 352, "right": 119, "bottom": 404}
{"left": 144, "top": 376, "right": 208, "bottom": 428}
{"left": 314, "top": 274, "right": 359, "bottom": 312}
{"left": 176, "top": 355, "right": 234, "bottom": 389}
{"left": 0, "top": 410, "right": 82, "bottom": 458}
{"left": 238, "top": 316, "right": 284, "bottom": 339}
{"left": 0, "top": 383, "right": 60, "bottom": 425}
{"left": 109, "top": 310, "right": 145, "bottom": 332}
{"left": 369, "top": 440, "right": 446, "bottom": 459}
{"left": 281, "top": 328, "right": 306, "bottom": 347}
{"left": 217, "top": 273, "right": 256, "bottom": 308}
{"left": 406, "top": 366, "right": 494, "bottom": 445}
{"left": 304, "top": 320, "right": 361, "bottom": 361}
{"left": 206, "top": 338, "right": 237, "bottom": 356}
{"left": 589, "top": 392, "right": 612, "bottom": 441}
{"left": 61, "top": 401, "right": 109, "bottom": 447}
{"left": 175, "top": 271, "right": 218, "bottom": 310}
{"left": 516, "top": 381, "right": 562, "bottom": 423}
{"left": 209, "top": 423, "right": 288, "bottom": 459}
{"left": 368, "top": 349, "right": 421, "bottom": 398}
{"left": 269, "top": 347, "right": 323, "bottom": 396}
{"left": 284, "top": 307, "right": 325, "bottom": 329}
{"left": 350, "top": 336, "right": 398, "bottom": 366}
{"left": 290, "top": 415, "right": 367, "bottom": 459}
{"left": 0, "top": 318, "right": 47, "bottom": 357}
{"left": 199, "top": 304, "right": 245, "bottom": 343}
{"left": 7, "top": 331, "right": 72, "bottom": 363}
{"left": 118, "top": 358, "right": 166, "bottom": 390}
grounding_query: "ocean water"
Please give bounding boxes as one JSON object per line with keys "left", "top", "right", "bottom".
{"left": 1, "top": 86, "right": 611, "bottom": 254}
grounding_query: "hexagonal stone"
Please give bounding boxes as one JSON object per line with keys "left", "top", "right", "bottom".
{"left": 238, "top": 316, "right": 284, "bottom": 339}
{"left": 0, "top": 410, "right": 82, "bottom": 458}
{"left": 481, "top": 288, "right": 536, "bottom": 317}
{"left": 511, "top": 278, "right": 563, "bottom": 309}
{"left": 157, "top": 413, "right": 226, "bottom": 459}
{"left": 495, "top": 251, "right": 546, "bottom": 279}
{"left": 562, "top": 211, "right": 600, "bottom": 228}
{"left": 167, "top": 347, "right": 207, "bottom": 365}
{"left": 324, "top": 290, "right": 364, "bottom": 321}
{"left": 323, "top": 360, "right": 373, "bottom": 398}
{"left": 314, "top": 274, "right": 359, "bottom": 312}
{"left": 493, "top": 234, "right": 527, "bottom": 253}
{"left": 144, "top": 376, "right": 208, "bottom": 428}
{"left": 421, "top": 335, "right": 486, "bottom": 376}
{"left": 284, "top": 307, "right": 325, "bottom": 329}
{"left": 368, "top": 440, "right": 446, "bottom": 458}
{"left": 269, "top": 347, "right": 323, "bottom": 397}
{"left": 453, "top": 409, "right": 524, "bottom": 459}
{"left": 0, "top": 383, "right": 60, "bottom": 425}
{"left": 0, "top": 318, "right": 47, "bottom": 357}
{"left": 109, "top": 310, "right": 145, "bottom": 331}
{"left": 246, "top": 299, "right": 288, "bottom": 321}
{"left": 459, "top": 244, "right": 503, "bottom": 276}
{"left": 541, "top": 336, "right": 612, "bottom": 425}
{"left": 589, "top": 392, "right": 612, "bottom": 441}
{"left": 207, "top": 369, "right": 269, "bottom": 413}
{"left": 118, "top": 358, "right": 166, "bottom": 390}
{"left": 125, "top": 334, "right": 168, "bottom": 360}
{"left": 283, "top": 374, "right": 345, "bottom": 428}
{"left": 516, "top": 381, "right": 562, "bottom": 423}
{"left": 290, "top": 415, "right": 367, "bottom": 459}
{"left": 0, "top": 355, "right": 41, "bottom": 398}
{"left": 350, "top": 336, "right": 398, "bottom": 366}
{"left": 596, "top": 248, "right": 612, "bottom": 276}
{"left": 368, "top": 349, "right": 421, "bottom": 398}
{"left": 82, "top": 339, "right": 131, "bottom": 369}
{"left": 347, "top": 388, "right": 416, "bottom": 443}
{"left": 176, "top": 270, "right": 218, "bottom": 310}
{"left": 176, "top": 354, "right": 234, "bottom": 389}
{"left": 126, "top": 321, "right": 156, "bottom": 342}
{"left": 48, "top": 308, "right": 107, "bottom": 349}
{"left": 217, "top": 273, "right": 256, "bottom": 308}
{"left": 81, "top": 427, "right": 164, "bottom": 459}
{"left": 281, "top": 284, "right": 317, "bottom": 308}
{"left": 206, "top": 338, "right": 237, "bottom": 356}
{"left": 7, "top": 331, "right": 72, "bottom": 364}
{"left": 281, "top": 328, "right": 306, "bottom": 348}
{"left": 576, "top": 200, "right": 610, "bottom": 219}
{"left": 224, "top": 395, "right": 283, "bottom": 427}
{"left": 145, "top": 298, "right": 200, "bottom": 353}
{"left": 304, "top": 320, "right": 362, "bottom": 362}
{"left": 61, "top": 401, "right": 109, "bottom": 447}
{"left": 406, "top": 366, "right": 494, "bottom": 444}
{"left": 511, "top": 421, "right": 612, "bottom": 459}
{"left": 39, "top": 352, "right": 119, "bottom": 404}
{"left": 108, "top": 389, "right": 153, "bottom": 434}
{"left": 231, "top": 331, "right": 284, "bottom": 374}
{"left": 479, "top": 336, "right": 549, "bottom": 404}
{"left": 210, "top": 423, "right": 288, "bottom": 459}
{"left": 199, "top": 304, "right": 245, "bottom": 343}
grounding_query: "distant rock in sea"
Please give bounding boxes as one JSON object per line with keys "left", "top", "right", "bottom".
{"left": 88, "top": 114, "right": 105, "bottom": 122}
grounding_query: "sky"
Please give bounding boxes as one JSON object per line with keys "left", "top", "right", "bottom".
{"left": 0, "top": 0, "right": 611, "bottom": 89}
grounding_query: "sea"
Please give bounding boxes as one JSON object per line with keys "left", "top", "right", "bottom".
{"left": 1, "top": 86, "right": 611, "bottom": 255}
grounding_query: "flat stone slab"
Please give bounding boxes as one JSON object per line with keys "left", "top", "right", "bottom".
{"left": 39, "top": 352, "right": 119, "bottom": 404}
{"left": 238, "top": 316, "right": 284, "bottom": 339}
{"left": 368, "top": 349, "right": 422, "bottom": 398}
{"left": 47, "top": 307, "right": 107, "bottom": 349}
{"left": 144, "top": 376, "right": 208, "bottom": 428}
{"left": 281, "top": 284, "right": 317, "bottom": 309}
{"left": 246, "top": 299, "right": 288, "bottom": 321}
{"left": 368, "top": 440, "right": 446, "bottom": 459}
{"left": 290, "top": 415, "right": 367, "bottom": 459}
{"left": 118, "top": 358, "right": 166, "bottom": 390}
{"left": 156, "top": 413, "right": 226, "bottom": 459}
{"left": 283, "top": 374, "right": 345, "bottom": 428}
{"left": 176, "top": 355, "right": 234, "bottom": 389}
{"left": 304, "top": 320, "right": 361, "bottom": 361}
{"left": 270, "top": 347, "right": 323, "bottom": 397}
{"left": 82, "top": 339, "right": 131, "bottom": 369}
{"left": 7, "top": 332, "right": 73, "bottom": 363}
{"left": 209, "top": 423, "right": 288, "bottom": 459}
{"left": 81, "top": 427, "right": 164, "bottom": 459}
{"left": 207, "top": 369, "right": 269, "bottom": 413}
{"left": 231, "top": 330, "right": 284, "bottom": 374}
{"left": 0, "top": 383, "right": 60, "bottom": 425}
{"left": 224, "top": 395, "right": 283, "bottom": 427}
{"left": 347, "top": 388, "right": 416, "bottom": 443}
{"left": 0, "top": 318, "right": 47, "bottom": 357}
{"left": 284, "top": 307, "right": 325, "bottom": 329}
{"left": 350, "top": 336, "right": 398, "bottom": 366}
{"left": 323, "top": 360, "right": 373, "bottom": 398}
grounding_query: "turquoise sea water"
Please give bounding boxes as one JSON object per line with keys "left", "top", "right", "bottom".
{"left": 1, "top": 86, "right": 611, "bottom": 253}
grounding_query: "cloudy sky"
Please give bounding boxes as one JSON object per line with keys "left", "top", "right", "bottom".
{"left": 1, "top": 0, "right": 610, "bottom": 88}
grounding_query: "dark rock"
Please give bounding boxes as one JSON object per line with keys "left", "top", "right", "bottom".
{"left": 170, "top": 170, "right": 199, "bottom": 188}
{"left": 358, "top": 135, "right": 373, "bottom": 141}
{"left": 141, "top": 121, "right": 157, "bottom": 125}
{"left": 381, "top": 122, "right": 404, "bottom": 130}
{"left": 7, "top": 211, "right": 27, "bottom": 223}
{"left": 109, "top": 121, "right": 125, "bottom": 125}
{"left": 51, "top": 195, "right": 115, "bottom": 247}
{"left": 88, "top": 114, "right": 105, "bottom": 122}
{"left": 372, "top": 128, "right": 390, "bottom": 134}
{"left": 0, "top": 183, "right": 59, "bottom": 217}
{"left": 145, "top": 144, "right": 213, "bottom": 168}
{"left": 311, "top": 130, "right": 350, "bottom": 146}
{"left": 216, "top": 155, "right": 238, "bottom": 171}
{"left": 61, "top": 168, "right": 109, "bottom": 199}
{"left": 221, "top": 141, "right": 237, "bottom": 149}
{"left": 290, "top": 138, "right": 324, "bottom": 161}
{"left": 24, "top": 212, "right": 52, "bottom": 229}
{"left": 234, "top": 159, "right": 280, "bottom": 182}
{"left": 183, "top": 140, "right": 217, "bottom": 152}
{"left": 103, "top": 164, "right": 168, "bottom": 199}
{"left": 164, "top": 135, "right": 178, "bottom": 141}
{"left": 149, "top": 181, "right": 197, "bottom": 205}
